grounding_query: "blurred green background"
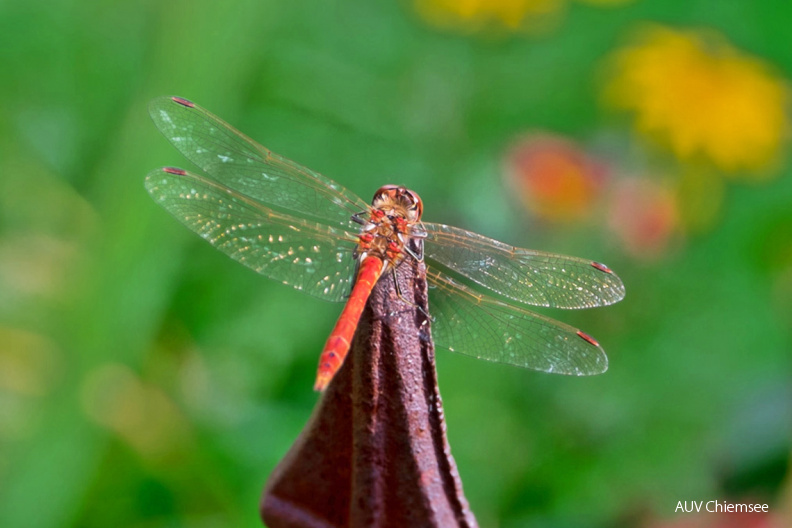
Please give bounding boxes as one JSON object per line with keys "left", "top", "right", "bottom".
{"left": 1, "top": 0, "right": 790, "bottom": 527}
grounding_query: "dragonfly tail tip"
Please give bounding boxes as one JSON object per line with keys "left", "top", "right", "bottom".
{"left": 313, "top": 375, "right": 330, "bottom": 392}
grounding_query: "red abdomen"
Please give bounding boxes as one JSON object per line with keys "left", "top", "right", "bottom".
{"left": 314, "top": 257, "right": 385, "bottom": 391}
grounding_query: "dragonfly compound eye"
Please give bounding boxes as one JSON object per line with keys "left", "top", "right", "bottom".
{"left": 373, "top": 184, "right": 400, "bottom": 202}
{"left": 403, "top": 189, "right": 423, "bottom": 221}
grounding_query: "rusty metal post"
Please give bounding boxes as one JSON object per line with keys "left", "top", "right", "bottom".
{"left": 261, "top": 255, "right": 478, "bottom": 528}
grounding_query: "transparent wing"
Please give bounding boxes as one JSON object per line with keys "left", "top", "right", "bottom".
{"left": 427, "top": 268, "right": 608, "bottom": 375}
{"left": 149, "top": 96, "right": 371, "bottom": 229}
{"left": 146, "top": 167, "right": 359, "bottom": 302}
{"left": 423, "top": 223, "right": 625, "bottom": 309}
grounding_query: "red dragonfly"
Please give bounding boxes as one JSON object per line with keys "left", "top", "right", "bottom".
{"left": 146, "top": 96, "right": 625, "bottom": 391}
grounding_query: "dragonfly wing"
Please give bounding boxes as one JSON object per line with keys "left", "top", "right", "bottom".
{"left": 149, "top": 96, "right": 371, "bottom": 229}
{"left": 427, "top": 268, "right": 608, "bottom": 375}
{"left": 423, "top": 223, "right": 625, "bottom": 309}
{"left": 146, "top": 167, "right": 359, "bottom": 302}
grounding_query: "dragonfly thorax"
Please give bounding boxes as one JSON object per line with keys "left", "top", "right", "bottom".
{"left": 355, "top": 186, "right": 424, "bottom": 266}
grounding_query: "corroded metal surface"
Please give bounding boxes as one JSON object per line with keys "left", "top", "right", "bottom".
{"left": 261, "top": 257, "right": 478, "bottom": 528}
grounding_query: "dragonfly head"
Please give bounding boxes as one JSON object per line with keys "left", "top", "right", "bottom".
{"left": 371, "top": 185, "right": 423, "bottom": 223}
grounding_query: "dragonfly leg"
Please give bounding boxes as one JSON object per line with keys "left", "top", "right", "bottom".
{"left": 391, "top": 264, "right": 431, "bottom": 319}
{"left": 402, "top": 237, "right": 424, "bottom": 262}
{"left": 350, "top": 211, "right": 368, "bottom": 225}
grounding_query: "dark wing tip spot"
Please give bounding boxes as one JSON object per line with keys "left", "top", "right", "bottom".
{"left": 163, "top": 167, "right": 187, "bottom": 176}
{"left": 591, "top": 261, "right": 613, "bottom": 274}
{"left": 171, "top": 96, "right": 195, "bottom": 108}
{"left": 576, "top": 330, "right": 600, "bottom": 347}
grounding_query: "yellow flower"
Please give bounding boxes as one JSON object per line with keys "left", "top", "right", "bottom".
{"left": 414, "top": 0, "right": 633, "bottom": 34}
{"left": 414, "top": 0, "right": 564, "bottom": 33}
{"left": 605, "top": 25, "right": 789, "bottom": 174}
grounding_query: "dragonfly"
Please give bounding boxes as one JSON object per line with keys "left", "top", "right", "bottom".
{"left": 146, "top": 96, "right": 625, "bottom": 391}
